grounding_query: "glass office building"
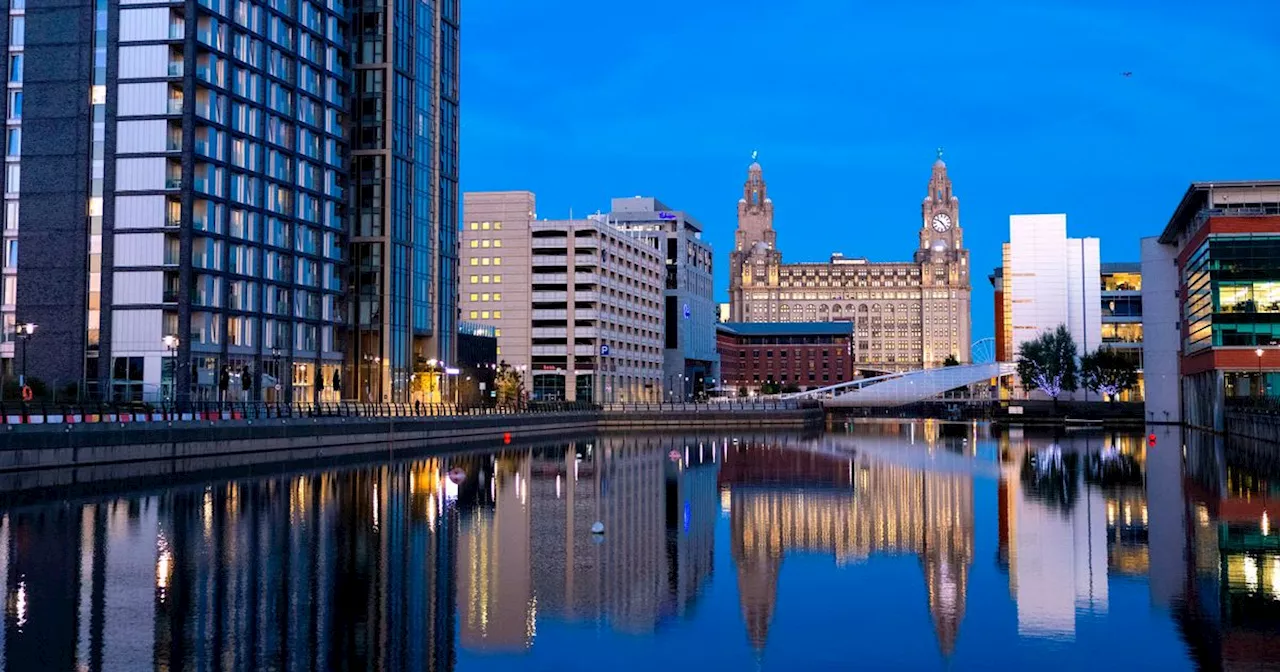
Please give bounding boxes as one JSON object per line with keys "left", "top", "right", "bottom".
{"left": 6, "top": 0, "right": 351, "bottom": 402}
{"left": 347, "top": 0, "right": 458, "bottom": 403}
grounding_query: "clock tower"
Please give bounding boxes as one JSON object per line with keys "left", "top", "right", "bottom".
{"left": 916, "top": 149, "right": 964, "bottom": 262}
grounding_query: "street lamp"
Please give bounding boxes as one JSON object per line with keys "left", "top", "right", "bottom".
{"left": 16, "top": 322, "right": 36, "bottom": 388}
{"left": 162, "top": 335, "right": 180, "bottom": 402}
{"left": 1257, "top": 347, "right": 1266, "bottom": 397}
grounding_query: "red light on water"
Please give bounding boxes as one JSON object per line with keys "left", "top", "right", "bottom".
{"left": 1148, "top": 433, "right": 1157, "bottom": 446}
{"left": 503, "top": 432, "right": 511, "bottom": 444}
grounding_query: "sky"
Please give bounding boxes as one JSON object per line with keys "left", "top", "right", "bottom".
{"left": 459, "top": 0, "right": 1280, "bottom": 342}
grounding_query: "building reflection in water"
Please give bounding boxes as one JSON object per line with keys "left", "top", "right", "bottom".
{"left": 0, "top": 460, "right": 458, "bottom": 672}
{"left": 723, "top": 424, "right": 975, "bottom": 657}
{"left": 455, "top": 435, "right": 720, "bottom": 650}
{"left": 1178, "top": 428, "right": 1280, "bottom": 668}
{"left": 995, "top": 429, "right": 1155, "bottom": 640}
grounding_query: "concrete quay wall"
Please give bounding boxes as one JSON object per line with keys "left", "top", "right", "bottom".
{"left": 0, "top": 407, "right": 821, "bottom": 496}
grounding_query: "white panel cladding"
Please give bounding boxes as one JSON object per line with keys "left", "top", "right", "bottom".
{"left": 115, "top": 195, "right": 167, "bottom": 229}
{"left": 118, "top": 45, "right": 170, "bottom": 79}
{"left": 114, "top": 233, "right": 165, "bottom": 266}
{"left": 119, "top": 8, "right": 171, "bottom": 41}
{"left": 117, "top": 82, "right": 169, "bottom": 117}
{"left": 112, "top": 271, "right": 164, "bottom": 305}
{"left": 115, "top": 157, "right": 166, "bottom": 191}
{"left": 116, "top": 120, "right": 168, "bottom": 154}
{"left": 110, "top": 309, "right": 164, "bottom": 354}
{"left": 1010, "top": 214, "right": 1068, "bottom": 351}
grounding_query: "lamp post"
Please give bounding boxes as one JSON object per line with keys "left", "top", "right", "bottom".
{"left": 16, "top": 322, "right": 36, "bottom": 389}
{"left": 162, "top": 335, "right": 179, "bottom": 403}
{"left": 1257, "top": 347, "right": 1266, "bottom": 397}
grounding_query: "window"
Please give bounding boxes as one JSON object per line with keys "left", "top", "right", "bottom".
{"left": 470, "top": 222, "right": 478, "bottom": 230}
{"left": 494, "top": 240, "right": 502, "bottom": 248}
{"left": 9, "top": 17, "right": 23, "bottom": 48}
{"left": 494, "top": 293, "right": 502, "bottom": 301}
{"left": 469, "top": 293, "right": 478, "bottom": 301}
{"left": 481, "top": 221, "right": 490, "bottom": 230}
{"left": 4, "top": 164, "right": 17, "bottom": 194}
{"left": 494, "top": 222, "right": 502, "bottom": 230}
{"left": 7, "top": 91, "right": 20, "bottom": 120}
{"left": 2, "top": 275, "right": 14, "bottom": 305}
{"left": 494, "top": 311, "right": 502, "bottom": 319}
{"left": 469, "top": 258, "right": 477, "bottom": 266}
{"left": 469, "top": 310, "right": 477, "bottom": 319}
{"left": 481, "top": 311, "right": 490, "bottom": 319}
{"left": 493, "top": 257, "right": 502, "bottom": 266}
{"left": 6, "top": 128, "right": 19, "bottom": 158}
{"left": 481, "top": 240, "right": 490, "bottom": 248}
{"left": 469, "top": 275, "right": 478, "bottom": 283}
{"left": 494, "top": 275, "right": 502, "bottom": 283}
{"left": 4, "top": 239, "right": 16, "bottom": 267}
{"left": 7, "top": 55, "right": 21, "bottom": 83}
{"left": 469, "top": 240, "right": 478, "bottom": 248}
{"left": 481, "top": 293, "right": 490, "bottom": 301}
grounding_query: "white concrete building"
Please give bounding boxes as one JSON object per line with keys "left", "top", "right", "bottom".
{"left": 462, "top": 191, "right": 664, "bottom": 403}
{"left": 1008, "top": 214, "right": 1101, "bottom": 399}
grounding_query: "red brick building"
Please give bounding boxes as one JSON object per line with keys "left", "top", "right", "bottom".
{"left": 716, "top": 322, "right": 855, "bottom": 394}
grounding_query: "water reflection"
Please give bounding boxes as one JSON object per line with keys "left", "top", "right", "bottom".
{"left": 0, "top": 422, "right": 1276, "bottom": 669}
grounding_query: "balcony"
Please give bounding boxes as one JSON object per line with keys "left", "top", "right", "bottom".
{"left": 532, "top": 345, "right": 568, "bottom": 356}
{"left": 532, "top": 327, "right": 570, "bottom": 339}
{"left": 533, "top": 309, "right": 567, "bottom": 320}
{"left": 532, "top": 273, "right": 568, "bottom": 284}
{"left": 532, "top": 255, "right": 568, "bottom": 266}
{"left": 531, "top": 291, "right": 566, "bottom": 302}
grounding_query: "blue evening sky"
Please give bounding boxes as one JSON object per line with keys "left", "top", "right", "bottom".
{"left": 460, "top": 0, "right": 1280, "bottom": 341}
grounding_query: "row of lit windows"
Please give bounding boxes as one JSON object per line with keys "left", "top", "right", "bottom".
{"left": 468, "top": 256, "right": 501, "bottom": 266}
{"left": 469, "top": 275, "right": 501, "bottom": 284}
{"left": 468, "top": 293, "right": 502, "bottom": 302}
{"left": 468, "top": 239, "right": 502, "bottom": 248}
{"left": 468, "top": 221, "right": 503, "bottom": 230}
{"left": 467, "top": 310, "right": 503, "bottom": 320}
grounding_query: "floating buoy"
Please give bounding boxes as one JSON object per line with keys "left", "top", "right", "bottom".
{"left": 590, "top": 521, "right": 605, "bottom": 535}
{"left": 503, "top": 432, "right": 512, "bottom": 444}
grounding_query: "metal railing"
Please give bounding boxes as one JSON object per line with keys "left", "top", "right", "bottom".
{"left": 1225, "top": 395, "right": 1280, "bottom": 415}
{"left": 600, "top": 400, "right": 818, "bottom": 413}
{"left": 0, "top": 400, "right": 602, "bottom": 425}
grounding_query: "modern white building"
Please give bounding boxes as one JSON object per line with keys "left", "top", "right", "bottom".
{"left": 1140, "top": 237, "right": 1181, "bottom": 423}
{"left": 461, "top": 191, "right": 664, "bottom": 403}
{"left": 608, "top": 197, "right": 719, "bottom": 399}
{"left": 1008, "top": 214, "right": 1101, "bottom": 399}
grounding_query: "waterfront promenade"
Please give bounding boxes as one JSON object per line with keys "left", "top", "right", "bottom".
{"left": 0, "top": 400, "right": 823, "bottom": 497}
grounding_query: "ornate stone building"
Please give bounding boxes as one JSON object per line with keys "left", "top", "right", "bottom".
{"left": 728, "top": 154, "right": 972, "bottom": 372}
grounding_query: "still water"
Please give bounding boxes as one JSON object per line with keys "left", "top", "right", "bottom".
{"left": 0, "top": 421, "right": 1275, "bottom": 670}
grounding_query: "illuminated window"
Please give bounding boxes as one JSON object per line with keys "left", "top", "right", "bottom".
{"left": 494, "top": 222, "right": 502, "bottom": 230}
{"left": 494, "top": 311, "right": 502, "bottom": 318}
{"left": 481, "top": 311, "right": 490, "bottom": 319}
{"left": 481, "top": 275, "right": 490, "bottom": 283}
{"left": 481, "top": 240, "right": 490, "bottom": 248}
{"left": 469, "top": 310, "right": 478, "bottom": 319}
{"left": 494, "top": 275, "right": 502, "bottom": 283}
{"left": 482, "top": 221, "right": 491, "bottom": 230}
{"left": 481, "top": 258, "right": 490, "bottom": 266}
{"left": 469, "top": 240, "right": 478, "bottom": 248}
{"left": 470, "top": 258, "right": 478, "bottom": 266}
{"left": 495, "top": 329, "right": 502, "bottom": 337}
{"left": 494, "top": 240, "right": 502, "bottom": 248}
{"left": 469, "top": 275, "right": 478, "bottom": 283}
{"left": 493, "top": 257, "right": 502, "bottom": 266}
{"left": 469, "top": 293, "right": 478, "bottom": 301}
{"left": 493, "top": 293, "right": 502, "bottom": 301}
{"left": 481, "top": 293, "right": 490, "bottom": 301}
{"left": 496, "top": 346, "right": 502, "bottom": 354}
{"left": 470, "top": 222, "right": 478, "bottom": 230}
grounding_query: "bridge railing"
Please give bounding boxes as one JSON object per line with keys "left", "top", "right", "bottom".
{"left": 0, "top": 400, "right": 603, "bottom": 426}
{"left": 600, "top": 400, "right": 818, "bottom": 413}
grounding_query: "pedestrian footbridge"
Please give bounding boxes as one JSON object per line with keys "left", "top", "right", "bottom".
{"left": 783, "top": 362, "right": 1016, "bottom": 407}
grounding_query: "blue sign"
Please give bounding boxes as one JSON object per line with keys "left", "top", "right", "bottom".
{"left": 600, "top": 344, "right": 610, "bottom": 356}
{"left": 658, "top": 211, "right": 677, "bottom": 220}
{"left": 683, "top": 303, "right": 691, "bottom": 319}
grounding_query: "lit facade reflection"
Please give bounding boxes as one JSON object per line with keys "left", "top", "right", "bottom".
{"left": 0, "top": 461, "right": 457, "bottom": 672}
{"left": 722, "top": 434, "right": 975, "bottom": 655}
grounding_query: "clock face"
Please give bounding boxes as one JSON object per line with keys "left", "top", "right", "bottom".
{"left": 931, "top": 213, "right": 953, "bottom": 232}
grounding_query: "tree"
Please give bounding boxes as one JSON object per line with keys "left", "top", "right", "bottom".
{"left": 495, "top": 361, "right": 525, "bottom": 407}
{"left": 943, "top": 354, "right": 961, "bottom": 367}
{"left": 737, "top": 385, "right": 748, "bottom": 398}
{"left": 760, "top": 376, "right": 781, "bottom": 395}
{"left": 1016, "top": 324, "right": 1078, "bottom": 410}
{"left": 1081, "top": 347, "right": 1139, "bottom": 402}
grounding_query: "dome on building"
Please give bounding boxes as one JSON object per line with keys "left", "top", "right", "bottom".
{"left": 749, "top": 161, "right": 762, "bottom": 173}
{"left": 934, "top": 157, "right": 946, "bottom": 168}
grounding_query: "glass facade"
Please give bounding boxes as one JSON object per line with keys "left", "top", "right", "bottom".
{"left": 1183, "top": 235, "right": 1280, "bottom": 351}
{"left": 347, "top": 0, "right": 458, "bottom": 403}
